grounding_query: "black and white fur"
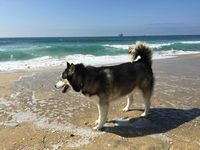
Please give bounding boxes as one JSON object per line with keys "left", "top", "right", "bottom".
{"left": 55, "top": 41, "right": 154, "bottom": 130}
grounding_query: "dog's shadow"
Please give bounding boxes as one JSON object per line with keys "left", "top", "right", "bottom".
{"left": 103, "top": 108, "right": 200, "bottom": 137}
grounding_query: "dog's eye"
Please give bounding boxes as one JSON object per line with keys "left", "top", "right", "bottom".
{"left": 62, "top": 72, "right": 68, "bottom": 79}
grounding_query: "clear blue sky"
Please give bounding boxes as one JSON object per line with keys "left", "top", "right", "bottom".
{"left": 0, "top": 0, "right": 200, "bottom": 37}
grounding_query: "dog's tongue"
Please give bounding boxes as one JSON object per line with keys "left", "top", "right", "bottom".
{"left": 62, "top": 84, "right": 69, "bottom": 93}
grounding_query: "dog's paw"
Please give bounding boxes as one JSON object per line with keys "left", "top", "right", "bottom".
{"left": 141, "top": 112, "right": 149, "bottom": 117}
{"left": 94, "top": 119, "right": 100, "bottom": 125}
{"left": 122, "top": 107, "right": 129, "bottom": 112}
{"left": 93, "top": 125, "right": 103, "bottom": 131}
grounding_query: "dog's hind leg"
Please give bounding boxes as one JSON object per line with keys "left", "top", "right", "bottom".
{"left": 94, "top": 104, "right": 101, "bottom": 125}
{"left": 122, "top": 94, "right": 134, "bottom": 112}
{"left": 93, "top": 101, "right": 109, "bottom": 130}
{"left": 141, "top": 90, "right": 152, "bottom": 117}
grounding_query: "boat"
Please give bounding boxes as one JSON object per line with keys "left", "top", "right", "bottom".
{"left": 118, "top": 32, "right": 124, "bottom": 37}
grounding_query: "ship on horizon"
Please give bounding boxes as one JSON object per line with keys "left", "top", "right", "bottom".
{"left": 118, "top": 32, "right": 124, "bottom": 37}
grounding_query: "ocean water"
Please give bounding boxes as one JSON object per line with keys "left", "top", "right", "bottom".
{"left": 0, "top": 35, "right": 200, "bottom": 71}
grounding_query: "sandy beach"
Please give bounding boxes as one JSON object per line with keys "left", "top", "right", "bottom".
{"left": 0, "top": 54, "right": 200, "bottom": 150}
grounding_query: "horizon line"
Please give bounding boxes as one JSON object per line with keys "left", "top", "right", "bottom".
{"left": 0, "top": 34, "right": 200, "bottom": 39}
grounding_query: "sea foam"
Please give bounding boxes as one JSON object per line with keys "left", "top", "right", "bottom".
{"left": 103, "top": 44, "right": 129, "bottom": 50}
{"left": 0, "top": 53, "right": 178, "bottom": 71}
{"left": 179, "top": 41, "right": 200, "bottom": 44}
{"left": 104, "top": 43, "right": 174, "bottom": 49}
{"left": 1, "top": 48, "right": 200, "bottom": 71}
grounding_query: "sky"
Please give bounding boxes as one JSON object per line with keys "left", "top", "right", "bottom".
{"left": 0, "top": 0, "right": 200, "bottom": 37}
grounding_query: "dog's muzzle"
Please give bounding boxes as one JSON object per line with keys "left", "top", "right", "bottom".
{"left": 55, "top": 79, "right": 69, "bottom": 93}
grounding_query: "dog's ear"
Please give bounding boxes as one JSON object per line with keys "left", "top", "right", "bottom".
{"left": 68, "top": 63, "right": 75, "bottom": 75}
{"left": 66, "top": 62, "right": 70, "bottom": 68}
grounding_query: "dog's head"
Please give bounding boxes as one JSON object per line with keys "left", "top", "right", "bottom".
{"left": 55, "top": 62, "right": 86, "bottom": 93}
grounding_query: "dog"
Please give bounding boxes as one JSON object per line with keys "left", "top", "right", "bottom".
{"left": 55, "top": 41, "right": 154, "bottom": 130}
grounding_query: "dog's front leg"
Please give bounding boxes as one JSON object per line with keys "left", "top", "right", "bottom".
{"left": 93, "top": 101, "right": 109, "bottom": 130}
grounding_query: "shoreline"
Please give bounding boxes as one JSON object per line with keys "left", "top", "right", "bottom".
{"left": 0, "top": 54, "right": 200, "bottom": 149}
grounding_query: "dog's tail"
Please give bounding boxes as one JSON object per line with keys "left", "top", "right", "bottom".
{"left": 128, "top": 41, "right": 152, "bottom": 66}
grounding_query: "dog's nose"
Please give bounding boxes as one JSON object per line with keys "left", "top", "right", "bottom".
{"left": 54, "top": 85, "right": 57, "bottom": 88}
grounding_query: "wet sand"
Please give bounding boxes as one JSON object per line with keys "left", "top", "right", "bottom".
{"left": 0, "top": 54, "right": 200, "bottom": 149}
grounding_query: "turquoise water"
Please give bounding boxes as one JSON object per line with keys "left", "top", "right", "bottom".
{"left": 1, "top": 35, "right": 200, "bottom": 61}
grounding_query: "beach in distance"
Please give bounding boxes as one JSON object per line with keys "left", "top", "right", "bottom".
{"left": 0, "top": 36, "right": 200, "bottom": 149}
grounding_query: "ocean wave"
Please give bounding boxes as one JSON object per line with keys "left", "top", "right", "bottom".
{"left": 157, "top": 49, "right": 200, "bottom": 56}
{"left": 104, "top": 41, "right": 200, "bottom": 50}
{"left": 0, "top": 55, "right": 129, "bottom": 71}
{"left": 15, "top": 45, "right": 53, "bottom": 51}
{"left": 103, "top": 44, "right": 129, "bottom": 50}
{"left": 0, "top": 50, "right": 200, "bottom": 71}
{"left": 0, "top": 44, "right": 53, "bottom": 52}
{"left": 0, "top": 48, "right": 6, "bottom": 52}
{"left": 0, "top": 53, "right": 178, "bottom": 71}
{"left": 64, "top": 54, "right": 129, "bottom": 65}
{"left": 103, "top": 43, "right": 174, "bottom": 49}
{"left": 149, "top": 43, "right": 173, "bottom": 48}
{"left": 178, "top": 41, "right": 200, "bottom": 44}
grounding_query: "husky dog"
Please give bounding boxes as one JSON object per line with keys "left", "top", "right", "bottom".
{"left": 55, "top": 41, "right": 154, "bottom": 130}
